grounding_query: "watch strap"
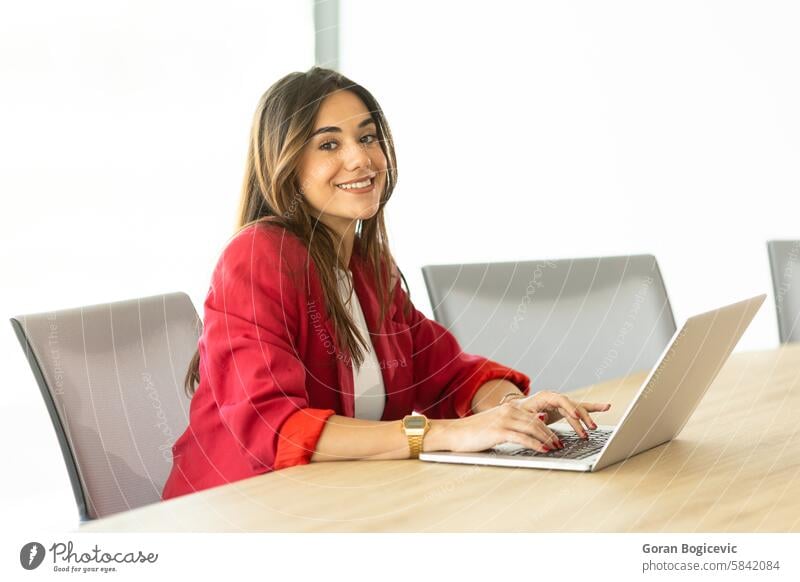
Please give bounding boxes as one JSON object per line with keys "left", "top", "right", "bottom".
{"left": 407, "top": 433, "right": 424, "bottom": 459}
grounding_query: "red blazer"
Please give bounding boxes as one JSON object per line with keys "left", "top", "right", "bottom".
{"left": 162, "top": 220, "right": 530, "bottom": 500}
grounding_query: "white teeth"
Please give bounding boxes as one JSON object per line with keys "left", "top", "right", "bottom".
{"left": 337, "top": 178, "right": 372, "bottom": 190}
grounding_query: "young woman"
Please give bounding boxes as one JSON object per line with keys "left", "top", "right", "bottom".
{"left": 161, "top": 67, "right": 611, "bottom": 500}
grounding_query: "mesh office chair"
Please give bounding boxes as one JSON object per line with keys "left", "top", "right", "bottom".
{"left": 767, "top": 240, "right": 800, "bottom": 344}
{"left": 10, "top": 291, "right": 200, "bottom": 522}
{"left": 422, "top": 255, "right": 676, "bottom": 394}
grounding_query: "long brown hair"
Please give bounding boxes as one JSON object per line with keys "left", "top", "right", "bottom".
{"left": 184, "top": 66, "right": 410, "bottom": 397}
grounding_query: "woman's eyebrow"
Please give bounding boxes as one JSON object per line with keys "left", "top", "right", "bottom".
{"left": 310, "top": 117, "right": 376, "bottom": 138}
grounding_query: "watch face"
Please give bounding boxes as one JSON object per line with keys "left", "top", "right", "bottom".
{"left": 404, "top": 416, "right": 427, "bottom": 430}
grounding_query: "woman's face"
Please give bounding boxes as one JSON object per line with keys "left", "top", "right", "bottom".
{"left": 295, "top": 90, "right": 387, "bottom": 239}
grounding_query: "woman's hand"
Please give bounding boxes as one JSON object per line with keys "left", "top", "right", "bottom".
{"left": 510, "top": 390, "right": 612, "bottom": 439}
{"left": 423, "top": 390, "right": 612, "bottom": 454}
{"left": 425, "top": 402, "right": 564, "bottom": 454}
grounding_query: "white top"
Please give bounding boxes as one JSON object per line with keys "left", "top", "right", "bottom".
{"left": 335, "top": 268, "right": 386, "bottom": 420}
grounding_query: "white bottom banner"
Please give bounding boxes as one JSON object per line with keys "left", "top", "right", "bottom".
{"left": 4, "top": 532, "right": 799, "bottom": 581}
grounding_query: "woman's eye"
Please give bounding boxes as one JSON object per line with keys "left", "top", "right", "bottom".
{"left": 319, "top": 134, "right": 378, "bottom": 151}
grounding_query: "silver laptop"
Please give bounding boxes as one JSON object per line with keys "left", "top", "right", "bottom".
{"left": 419, "top": 294, "right": 766, "bottom": 472}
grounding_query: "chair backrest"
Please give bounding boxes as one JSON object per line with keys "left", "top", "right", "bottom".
{"left": 422, "top": 255, "right": 676, "bottom": 393}
{"left": 767, "top": 240, "right": 800, "bottom": 344}
{"left": 10, "top": 291, "right": 200, "bottom": 522}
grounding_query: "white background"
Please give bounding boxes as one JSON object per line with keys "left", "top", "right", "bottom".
{"left": 1, "top": 0, "right": 798, "bottom": 533}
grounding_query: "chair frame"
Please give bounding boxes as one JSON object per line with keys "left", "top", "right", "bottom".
{"left": 10, "top": 317, "right": 91, "bottom": 522}
{"left": 767, "top": 240, "right": 800, "bottom": 344}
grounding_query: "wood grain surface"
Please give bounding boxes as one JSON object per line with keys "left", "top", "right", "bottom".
{"left": 79, "top": 345, "right": 800, "bottom": 532}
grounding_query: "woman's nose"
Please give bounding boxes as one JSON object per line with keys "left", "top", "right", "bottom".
{"left": 341, "top": 140, "right": 371, "bottom": 170}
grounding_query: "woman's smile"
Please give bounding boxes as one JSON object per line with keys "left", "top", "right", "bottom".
{"left": 335, "top": 175, "right": 376, "bottom": 194}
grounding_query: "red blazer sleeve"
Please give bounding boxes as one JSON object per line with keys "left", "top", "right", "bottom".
{"left": 203, "top": 226, "right": 333, "bottom": 473}
{"left": 390, "top": 267, "right": 532, "bottom": 419}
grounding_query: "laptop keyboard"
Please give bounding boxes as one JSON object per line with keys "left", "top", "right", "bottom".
{"left": 498, "top": 428, "right": 614, "bottom": 460}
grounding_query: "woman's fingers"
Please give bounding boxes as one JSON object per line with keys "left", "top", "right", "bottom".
{"left": 513, "top": 392, "right": 612, "bottom": 440}
{"left": 575, "top": 404, "right": 597, "bottom": 431}
{"left": 500, "top": 430, "right": 551, "bottom": 453}
{"left": 581, "top": 402, "right": 612, "bottom": 422}
{"left": 583, "top": 402, "right": 612, "bottom": 412}
{"left": 575, "top": 402, "right": 612, "bottom": 432}
{"left": 567, "top": 403, "right": 605, "bottom": 438}
{"left": 534, "top": 391, "right": 584, "bottom": 421}
{"left": 534, "top": 393, "right": 612, "bottom": 437}
{"left": 509, "top": 409, "right": 561, "bottom": 449}
{"left": 559, "top": 409, "right": 588, "bottom": 439}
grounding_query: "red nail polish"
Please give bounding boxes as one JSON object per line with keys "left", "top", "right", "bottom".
{"left": 542, "top": 446, "right": 550, "bottom": 452}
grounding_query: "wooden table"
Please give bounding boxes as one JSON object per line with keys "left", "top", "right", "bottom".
{"left": 79, "top": 345, "right": 800, "bottom": 532}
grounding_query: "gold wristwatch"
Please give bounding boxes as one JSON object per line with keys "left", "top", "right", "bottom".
{"left": 402, "top": 414, "right": 430, "bottom": 459}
